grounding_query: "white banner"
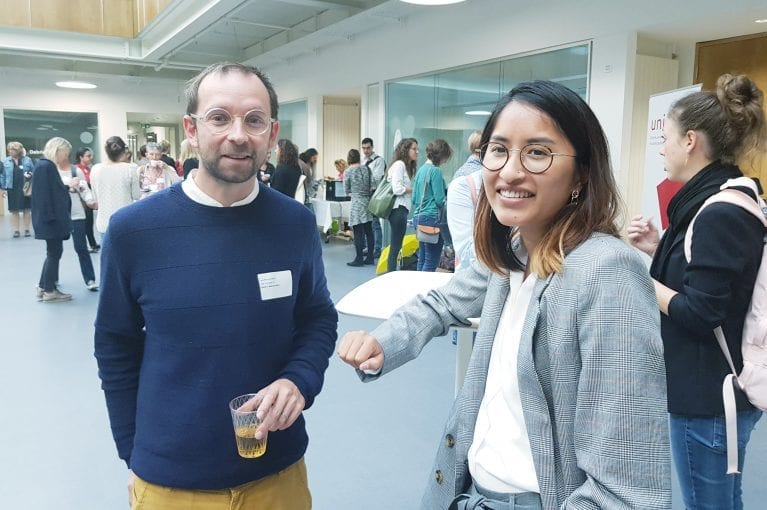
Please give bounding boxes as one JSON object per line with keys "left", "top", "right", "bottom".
{"left": 641, "top": 84, "right": 702, "bottom": 230}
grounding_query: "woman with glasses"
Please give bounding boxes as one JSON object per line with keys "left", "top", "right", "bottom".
{"left": 628, "top": 74, "right": 765, "bottom": 510}
{"left": 338, "top": 81, "right": 670, "bottom": 509}
{"left": 385, "top": 138, "right": 418, "bottom": 272}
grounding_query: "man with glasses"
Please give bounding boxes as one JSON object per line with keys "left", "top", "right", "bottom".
{"left": 95, "top": 62, "right": 337, "bottom": 510}
{"left": 361, "top": 137, "right": 385, "bottom": 258}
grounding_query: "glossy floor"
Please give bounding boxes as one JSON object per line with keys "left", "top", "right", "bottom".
{"left": 0, "top": 215, "right": 764, "bottom": 509}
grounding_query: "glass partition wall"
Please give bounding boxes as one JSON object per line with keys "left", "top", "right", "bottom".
{"left": 384, "top": 44, "right": 590, "bottom": 181}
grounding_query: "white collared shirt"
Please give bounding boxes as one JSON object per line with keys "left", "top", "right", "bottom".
{"left": 468, "top": 266, "right": 540, "bottom": 494}
{"left": 181, "top": 174, "right": 259, "bottom": 207}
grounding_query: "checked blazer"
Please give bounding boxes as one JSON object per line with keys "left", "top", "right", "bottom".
{"left": 364, "top": 234, "right": 671, "bottom": 509}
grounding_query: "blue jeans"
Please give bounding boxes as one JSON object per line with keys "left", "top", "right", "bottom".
{"left": 414, "top": 214, "right": 443, "bottom": 272}
{"left": 72, "top": 219, "right": 96, "bottom": 283}
{"left": 670, "top": 409, "right": 762, "bottom": 510}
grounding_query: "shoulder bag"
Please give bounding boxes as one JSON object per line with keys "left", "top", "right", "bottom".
{"left": 368, "top": 173, "right": 396, "bottom": 218}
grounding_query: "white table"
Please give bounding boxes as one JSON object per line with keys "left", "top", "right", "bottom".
{"left": 311, "top": 198, "right": 351, "bottom": 233}
{"left": 336, "top": 271, "right": 478, "bottom": 395}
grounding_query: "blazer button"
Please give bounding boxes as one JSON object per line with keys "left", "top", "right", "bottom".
{"left": 445, "top": 434, "right": 455, "bottom": 448}
{"left": 435, "top": 470, "right": 444, "bottom": 485}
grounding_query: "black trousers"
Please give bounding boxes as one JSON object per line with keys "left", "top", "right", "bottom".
{"left": 352, "top": 222, "right": 374, "bottom": 262}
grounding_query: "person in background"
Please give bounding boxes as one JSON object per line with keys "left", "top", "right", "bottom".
{"left": 136, "top": 144, "right": 148, "bottom": 167}
{"left": 334, "top": 159, "right": 347, "bottom": 181}
{"left": 60, "top": 155, "right": 99, "bottom": 292}
{"left": 159, "top": 139, "right": 178, "bottom": 172}
{"left": 343, "top": 149, "right": 374, "bottom": 267}
{"left": 299, "top": 148, "right": 319, "bottom": 209}
{"left": 1, "top": 141, "right": 35, "bottom": 238}
{"left": 628, "top": 73, "right": 765, "bottom": 510}
{"left": 137, "top": 142, "right": 181, "bottom": 198}
{"left": 95, "top": 61, "right": 337, "bottom": 510}
{"left": 179, "top": 138, "right": 200, "bottom": 179}
{"left": 90, "top": 136, "right": 141, "bottom": 234}
{"left": 259, "top": 158, "right": 275, "bottom": 186}
{"left": 75, "top": 146, "right": 100, "bottom": 252}
{"left": 272, "top": 139, "right": 302, "bottom": 199}
{"left": 361, "top": 137, "right": 386, "bottom": 259}
{"left": 447, "top": 131, "right": 484, "bottom": 270}
{"left": 31, "top": 137, "right": 74, "bottom": 303}
{"left": 339, "top": 80, "right": 670, "bottom": 509}
{"left": 411, "top": 139, "right": 452, "bottom": 272}
{"left": 385, "top": 138, "right": 418, "bottom": 273}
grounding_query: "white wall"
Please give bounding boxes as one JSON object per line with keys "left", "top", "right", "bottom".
{"left": 0, "top": 71, "right": 185, "bottom": 160}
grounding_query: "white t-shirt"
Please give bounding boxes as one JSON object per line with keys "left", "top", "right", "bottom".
{"left": 468, "top": 268, "right": 540, "bottom": 494}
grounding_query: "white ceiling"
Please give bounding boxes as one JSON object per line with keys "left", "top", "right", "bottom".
{"left": 0, "top": 0, "right": 765, "bottom": 84}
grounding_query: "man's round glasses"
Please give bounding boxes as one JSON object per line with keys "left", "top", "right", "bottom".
{"left": 476, "top": 142, "right": 577, "bottom": 174}
{"left": 190, "top": 108, "right": 273, "bottom": 136}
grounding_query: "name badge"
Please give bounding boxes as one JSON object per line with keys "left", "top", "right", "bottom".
{"left": 258, "top": 270, "right": 293, "bottom": 301}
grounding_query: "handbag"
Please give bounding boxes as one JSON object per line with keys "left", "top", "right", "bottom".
{"left": 368, "top": 178, "right": 396, "bottom": 218}
{"left": 414, "top": 169, "right": 441, "bottom": 244}
{"left": 416, "top": 225, "right": 440, "bottom": 244}
{"left": 22, "top": 178, "right": 32, "bottom": 197}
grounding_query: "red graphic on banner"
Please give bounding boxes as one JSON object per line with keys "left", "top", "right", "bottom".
{"left": 656, "top": 179, "right": 684, "bottom": 229}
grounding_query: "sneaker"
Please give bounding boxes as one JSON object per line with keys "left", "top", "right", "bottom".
{"left": 347, "top": 260, "right": 364, "bottom": 267}
{"left": 24, "top": 230, "right": 31, "bottom": 238}
{"left": 13, "top": 231, "right": 20, "bottom": 238}
{"left": 86, "top": 280, "right": 99, "bottom": 291}
{"left": 364, "top": 258, "right": 375, "bottom": 265}
{"left": 35, "top": 286, "right": 44, "bottom": 300}
{"left": 41, "top": 289, "right": 72, "bottom": 303}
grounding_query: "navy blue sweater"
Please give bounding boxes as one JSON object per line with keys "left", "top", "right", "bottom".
{"left": 94, "top": 184, "right": 338, "bottom": 489}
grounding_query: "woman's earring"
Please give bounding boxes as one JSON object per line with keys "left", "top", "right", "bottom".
{"left": 570, "top": 189, "right": 580, "bottom": 205}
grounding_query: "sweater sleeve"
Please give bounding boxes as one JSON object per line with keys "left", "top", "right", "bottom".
{"left": 277, "top": 221, "right": 338, "bottom": 408}
{"left": 431, "top": 169, "right": 447, "bottom": 210}
{"left": 94, "top": 225, "right": 146, "bottom": 466}
{"left": 667, "top": 202, "right": 764, "bottom": 335}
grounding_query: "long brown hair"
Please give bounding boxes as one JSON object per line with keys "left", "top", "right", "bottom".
{"left": 474, "top": 81, "right": 621, "bottom": 277}
{"left": 388, "top": 138, "right": 418, "bottom": 179}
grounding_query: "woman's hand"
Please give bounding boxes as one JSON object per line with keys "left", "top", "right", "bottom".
{"left": 337, "top": 330, "right": 384, "bottom": 373}
{"left": 627, "top": 215, "right": 660, "bottom": 257}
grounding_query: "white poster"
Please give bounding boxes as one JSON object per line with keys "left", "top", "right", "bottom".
{"left": 641, "top": 84, "right": 702, "bottom": 230}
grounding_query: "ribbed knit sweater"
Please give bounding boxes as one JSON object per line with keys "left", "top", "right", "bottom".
{"left": 94, "top": 184, "right": 338, "bottom": 489}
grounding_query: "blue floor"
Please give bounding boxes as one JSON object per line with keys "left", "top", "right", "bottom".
{"left": 0, "top": 213, "right": 765, "bottom": 509}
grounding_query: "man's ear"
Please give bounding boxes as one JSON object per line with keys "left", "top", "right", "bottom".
{"left": 269, "top": 120, "right": 280, "bottom": 149}
{"left": 182, "top": 116, "right": 199, "bottom": 149}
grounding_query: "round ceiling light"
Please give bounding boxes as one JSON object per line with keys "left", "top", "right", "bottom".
{"left": 55, "top": 81, "right": 97, "bottom": 89}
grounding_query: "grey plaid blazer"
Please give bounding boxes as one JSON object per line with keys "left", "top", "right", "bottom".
{"left": 365, "top": 234, "right": 671, "bottom": 509}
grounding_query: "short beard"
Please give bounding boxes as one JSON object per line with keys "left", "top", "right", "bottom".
{"left": 201, "top": 155, "right": 259, "bottom": 184}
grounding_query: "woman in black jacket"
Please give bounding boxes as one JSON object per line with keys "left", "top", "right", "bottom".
{"left": 629, "top": 74, "right": 766, "bottom": 510}
{"left": 271, "top": 139, "right": 302, "bottom": 199}
{"left": 32, "top": 137, "right": 74, "bottom": 303}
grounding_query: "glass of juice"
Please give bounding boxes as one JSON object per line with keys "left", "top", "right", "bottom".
{"left": 229, "top": 393, "right": 267, "bottom": 458}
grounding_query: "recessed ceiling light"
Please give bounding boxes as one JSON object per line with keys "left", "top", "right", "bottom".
{"left": 465, "top": 110, "right": 491, "bottom": 116}
{"left": 401, "top": 0, "right": 466, "bottom": 5}
{"left": 755, "top": 18, "right": 767, "bottom": 23}
{"left": 55, "top": 81, "right": 97, "bottom": 89}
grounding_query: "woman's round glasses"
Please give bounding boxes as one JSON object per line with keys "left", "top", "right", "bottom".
{"left": 190, "top": 108, "right": 273, "bottom": 136}
{"left": 477, "top": 142, "right": 576, "bottom": 174}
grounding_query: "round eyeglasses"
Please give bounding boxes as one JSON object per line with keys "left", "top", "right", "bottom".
{"left": 476, "top": 142, "right": 577, "bottom": 174}
{"left": 190, "top": 108, "right": 273, "bottom": 136}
